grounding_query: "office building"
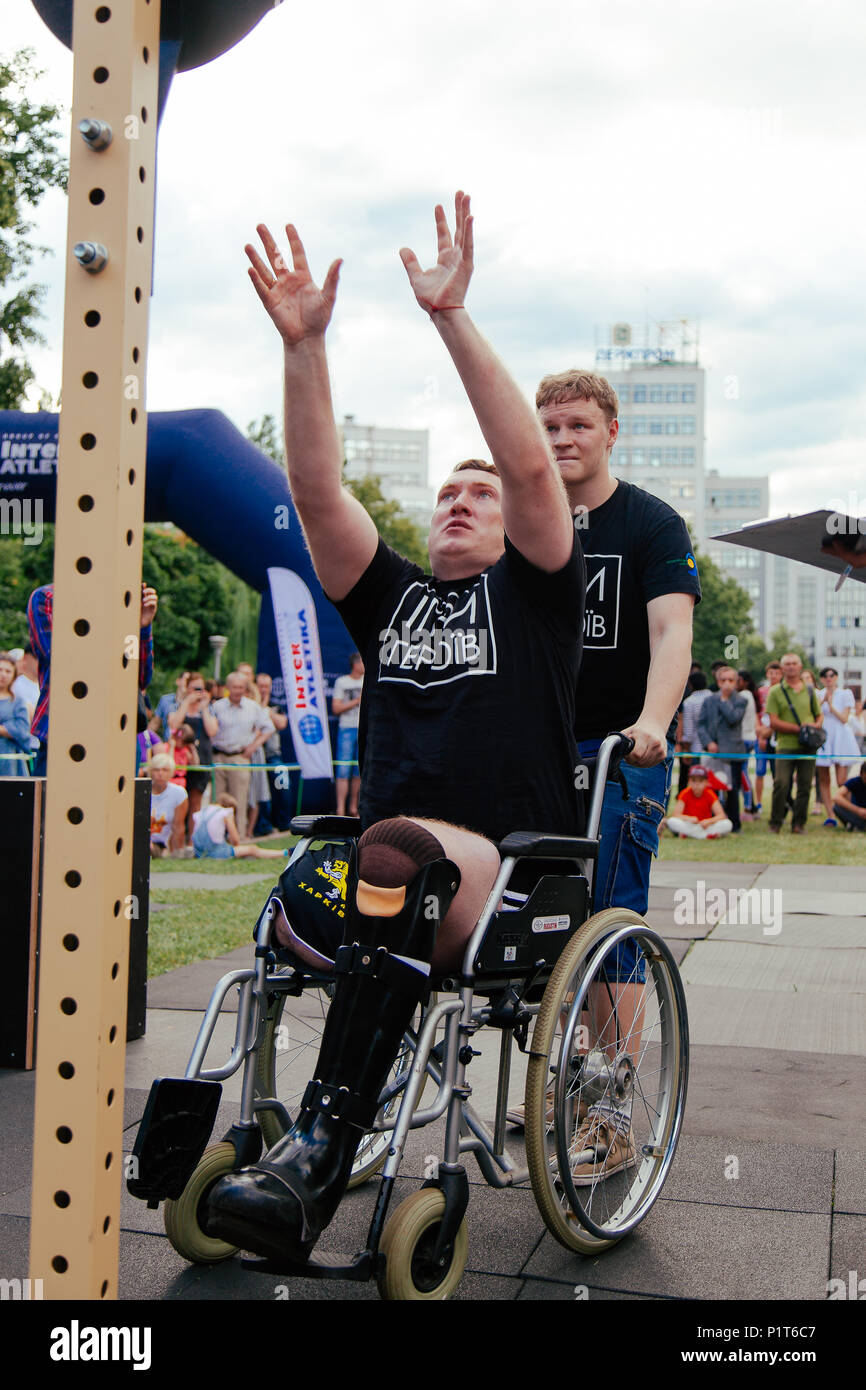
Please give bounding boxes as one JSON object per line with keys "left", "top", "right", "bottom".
{"left": 340, "top": 416, "right": 434, "bottom": 531}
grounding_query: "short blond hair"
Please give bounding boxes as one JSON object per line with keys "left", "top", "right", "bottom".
{"left": 452, "top": 458, "right": 500, "bottom": 476}
{"left": 536, "top": 371, "right": 619, "bottom": 424}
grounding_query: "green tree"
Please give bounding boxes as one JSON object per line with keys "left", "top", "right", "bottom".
{"left": 344, "top": 472, "right": 429, "bottom": 569}
{"left": 247, "top": 412, "right": 284, "bottom": 467}
{"left": 690, "top": 547, "right": 755, "bottom": 673}
{"left": 737, "top": 625, "right": 812, "bottom": 682}
{"left": 0, "top": 49, "right": 68, "bottom": 409}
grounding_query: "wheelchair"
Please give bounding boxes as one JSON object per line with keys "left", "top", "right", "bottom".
{"left": 129, "top": 734, "right": 689, "bottom": 1299}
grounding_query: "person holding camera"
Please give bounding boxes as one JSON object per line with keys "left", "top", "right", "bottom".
{"left": 765, "top": 652, "right": 825, "bottom": 834}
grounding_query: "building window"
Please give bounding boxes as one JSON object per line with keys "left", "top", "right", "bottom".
{"left": 618, "top": 385, "right": 630, "bottom": 403}
{"left": 681, "top": 386, "right": 696, "bottom": 403}
{"left": 632, "top": 448, "right": 645, "bottom": 466}
{"left": 632, "top": 416, "right": 647, "bottom": 434}
{"left": 664, "top": 448, "right": 678, "bottom": 465}
{"left": 633, "top": 386, "right": 647, "bottom": 403}
{"left": 680, "top": 448, "right": 695, "bottom": 464}
{"left": 666, "top": 388, "right": 679, "bottom": 402}
{"left": 649, "top": 418, "right": 663, "bottom": 434}
{"left": 618, "top": 417, "right": 629, "bottom": 435}
{"left": 617, "top": 450, "right": 629, "bottom": 466}
{"left": 649, "top": 449, "right": 662, "bottom": 467}
{"left": 680, "top": 416, "right": 696, "bottom": 434}
{"left": 649, "top": 386, "right": 663, "bottom": 402}
{"left": 664, "top": 418, "right": 678, "bottom": 435}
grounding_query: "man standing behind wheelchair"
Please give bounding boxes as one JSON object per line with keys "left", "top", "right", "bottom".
{"left": 205, "top": 193, "right": 587, "bottom": 1263}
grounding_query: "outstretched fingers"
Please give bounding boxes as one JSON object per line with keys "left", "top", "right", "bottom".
{"left": 399, "top": 246, "right": 422, "bottom": 281}
{"left": 434, "top": 203, "right": 453, "bottom": 255}
{"left": 321, "top": 257, "right": 343, "bottom": 309}
{"left": 285, "top": 223, "right": 311, "bottom": 275}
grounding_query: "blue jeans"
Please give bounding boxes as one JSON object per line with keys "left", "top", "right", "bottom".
{"left": 579, "top": 739, "right": 674, "bottom": 981}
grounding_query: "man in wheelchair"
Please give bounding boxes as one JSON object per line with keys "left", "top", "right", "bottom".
{"left": 204, "top": 193, "right": 587, "bottom": 1263}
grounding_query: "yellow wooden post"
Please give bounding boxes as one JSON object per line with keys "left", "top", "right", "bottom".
{"left": 29, "top": 0, "right": 161, "bottom": 1300}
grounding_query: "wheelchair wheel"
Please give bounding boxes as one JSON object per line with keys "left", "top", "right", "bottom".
{"left": 526, "top": 909, "right": 688, "bottom": 1253}
{"left": 377, "top": 1188, "right": 468, "bottom": 1301}
{"left": 254, "top": 974, "right": 425, "bottom": 1189}
{"left": 163, "top": 1142, "right": 240, "bottom": 1264}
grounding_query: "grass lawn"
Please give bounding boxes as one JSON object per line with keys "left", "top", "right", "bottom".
{"left": 147, "top": 834, "right": 294, "bottom": 977}
{"left": 659, "top": 785, "right": 866, "bottom": 865}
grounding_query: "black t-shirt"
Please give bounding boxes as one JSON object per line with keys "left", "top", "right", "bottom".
{"left": 843, "top": 775, "right": 866, "bottom": 809}
{"left": 573, "top": 481, "right": 701, "bottom": 742}
{"left": 332, "top": 534, "right": 585, "bottom": 843}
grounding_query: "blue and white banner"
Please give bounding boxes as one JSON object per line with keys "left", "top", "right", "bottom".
{"left": 267, "top": 567, "right": 334, "bottom": 783}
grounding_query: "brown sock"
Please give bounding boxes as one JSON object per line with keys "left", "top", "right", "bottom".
{"left": 357, "top": 819, "right": 444, "bottom": 888}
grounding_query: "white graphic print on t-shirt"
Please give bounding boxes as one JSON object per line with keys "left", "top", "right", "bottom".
{"left": 582, "top": 555, "right": 622, "bottom": 650}
{"left": 377, "top": 575, "right": 498, "bottom": 688}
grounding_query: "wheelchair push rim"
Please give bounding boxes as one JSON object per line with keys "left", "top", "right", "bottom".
{"left": 525, "top": 909, "right": 688, "bottom": 1251}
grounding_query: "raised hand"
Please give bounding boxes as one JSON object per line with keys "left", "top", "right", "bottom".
{"left": 399, "top": 191, "right": 474, "bottom": 315}
{"left": 246, "top": 223, "right": 342, "bottom": 345}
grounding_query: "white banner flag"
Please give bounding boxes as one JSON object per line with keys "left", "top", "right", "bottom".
{"left": 267, "top": 567, "right": 334, "bottom": 782}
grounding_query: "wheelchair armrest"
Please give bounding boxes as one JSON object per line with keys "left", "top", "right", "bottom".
{"left": 497, "top": 831, "right": 598, "bottom": 860}
{"left": 290, "top": 815, "right": 362, "bottom": 839}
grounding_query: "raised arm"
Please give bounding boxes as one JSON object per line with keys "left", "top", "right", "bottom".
{"left": 400, "top": 193, "right": 573, "bottom": 572}
{"left": 246, "top": 224, "right": 378, "bottom": 599}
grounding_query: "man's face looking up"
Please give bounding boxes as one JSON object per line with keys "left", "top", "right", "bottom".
{"left": 538, "top": 396, "right": 618, "bottom": 495}
{"left": 427, "top": 468, "right": 505, "bottom": 581}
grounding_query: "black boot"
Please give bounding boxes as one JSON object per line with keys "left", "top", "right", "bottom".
{"left": 204, "top": 855, "right": 459, "bottom": 1262}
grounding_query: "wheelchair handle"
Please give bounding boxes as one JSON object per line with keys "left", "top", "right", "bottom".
{"left": 584, "top": 733, "right": 634, "bottom": 841}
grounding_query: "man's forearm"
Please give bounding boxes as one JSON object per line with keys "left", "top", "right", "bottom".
{"left": 432, "top": 309, "right": 553, "bottom": 488}
{"left": 282, "top": 338, "right": 344, "bottom": 515}
{"left": 639, "top": 627, "right": 692, "bottom": 739}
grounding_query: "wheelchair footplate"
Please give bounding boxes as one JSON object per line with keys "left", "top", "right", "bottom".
{"left": 127, "top": 1077, "right": 223, "bottom": 1207}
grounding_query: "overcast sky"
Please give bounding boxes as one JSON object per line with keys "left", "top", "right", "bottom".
{"left": 6, "top": 0, "right": 866, "bottom": 517}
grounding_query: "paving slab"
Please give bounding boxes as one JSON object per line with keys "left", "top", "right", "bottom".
{"left": 150, "top": 871, "right": 276, "bottom": 893}
{"left": 710, "top": 915, "right": 866, "bottom": 950}
{"left": 523, "top": 1202, "right": 831, "bottom": 1300}
{"left": 681, "top": 940, "right": 866, "bottom": 995}
{"left": 755, "top": 864, "right": 866, "bottom": 889}
{"left": 147, "top": 946, "right": 254, "bottom": 1012}
{"left": 684, "top": 1045, "right": 866, "bottom": 1150}
{"left": 660, "top": 1134, "right": 832, "bottom": 1212}
{"left": 833, "top": 1151, "right": 866, "bottom": 1215}
{"left": 653, "top": 861, "right": 768, "bottom": 883}
{"left": 740, "top": 891, "right": 865, "bottom": 918}
{"left": 683, "top": 983, "right": 866, "bottom": 1055}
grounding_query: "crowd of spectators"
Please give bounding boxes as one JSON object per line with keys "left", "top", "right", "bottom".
{"left": 668, "top": 652, "right": 866, "bottom": 837}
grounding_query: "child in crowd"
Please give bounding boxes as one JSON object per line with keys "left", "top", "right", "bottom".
{"left": 191, "top": 793, "right": 288, "bottom": 860}
{"left": 665, "top": 764, "right": 734, "bottom": 839}
{"left": 169, "top": 722, "right": 197, "bottom": 791}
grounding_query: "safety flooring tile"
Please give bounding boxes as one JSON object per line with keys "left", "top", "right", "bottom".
{"left": 148, "top": 871, "right": 276, "bottom": 894}
{"left": 659, "top": 1135, "right": 833, "bottom": 1213}
{"left": 833, "top": 1152, "right": 866, "bottom": 1215}
{"left": 827, "top": 1216, "right": 866, "bottom": 1298}
{"left": 681, "top": 940, "right": 866, "bottom": 995}
{"left": 0, "top": 1069, "right": 35, "bottom": 1198}
{"left": 682, "top": 984, "right": 866, "bottom": 1057}
{"left": 709, "top": 915, "right": 866, "bottom": 950}
{"left": 125, "top": 1011, "right": 248, "bottom": 1102}
{"left": 522, "top": 1203, "right": 831, "bottom": 1301}
{"left": 0, "top": 1213, "right": 30, "bottom": 1285}
{"left": 684, "top": 1045, "right": 866, "bottom": 1152}
{"left": 516, "top": 1277, "right": 672, "bottom": 1300}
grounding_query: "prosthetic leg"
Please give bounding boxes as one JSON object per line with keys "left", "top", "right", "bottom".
{"left": 205, "top": 820, "right": 460, "bottom": 1262}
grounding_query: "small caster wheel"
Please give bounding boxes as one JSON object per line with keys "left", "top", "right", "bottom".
{"left": 377, "top": 1188, "right": 468, "bottom": 1301}
{"left": 164, "top": 1142, "right": 239, "bottom": 1264}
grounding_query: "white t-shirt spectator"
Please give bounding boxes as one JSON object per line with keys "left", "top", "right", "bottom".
{"left": 739, "top": 689, "right": 757, "bottom": 741}
{"left": 12, "top": 673, "right": 39, "bottom": 712}
{"left": 150, "top": 782, "right": 188, "bottom": 846}
{"left": 193, "top": 805, "right": 231, "bottom": 843}
{"left": 332, "top": 675, "right": 363, "bottom": 730}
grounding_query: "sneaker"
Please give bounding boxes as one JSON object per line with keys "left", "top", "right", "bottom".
{"left": 823, "top": 818, "right": 838, "bottom": 828}
{"left": 507, "top": 1085, "right": 587, "bottom": 1130}
{"left": 569, "top": 1106, "right": 638, "bottom": 1186}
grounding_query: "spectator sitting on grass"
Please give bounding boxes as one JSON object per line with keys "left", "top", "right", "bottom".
{"left": 833, "top": 762, "right": 866, "bottom": 831}
{"left": 0, "top": 652, "right": 35, "bottom": 776}
{"left": 147, "top": 752, "right": 188, "bottom": 857}
{"left": 665, "top": 764, "right": 733, "bottom": 839}
{"left": 191, "top": 793, "right": 288, "bottom": 860}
